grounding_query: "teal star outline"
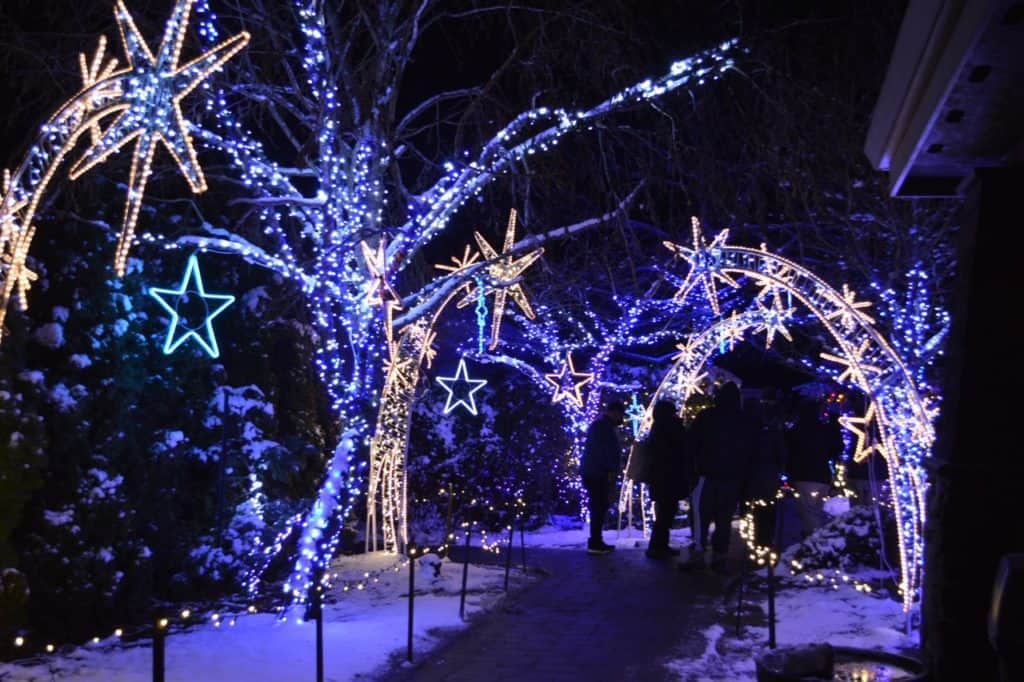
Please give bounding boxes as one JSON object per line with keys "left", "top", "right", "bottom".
{"left": 149, "top": 254, "right": 235, "bottom": 358}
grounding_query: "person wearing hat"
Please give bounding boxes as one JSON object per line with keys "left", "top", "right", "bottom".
{"left": 581, "top": 398, "right": 626, "bottom": 554}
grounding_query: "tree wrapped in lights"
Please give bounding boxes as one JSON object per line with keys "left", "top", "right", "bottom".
{"left": 0, "top": 0, "right": 739, "bottom": 606}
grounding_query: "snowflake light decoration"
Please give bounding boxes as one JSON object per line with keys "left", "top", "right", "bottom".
{"left": 663, "top": 217, "right": 739, "bottom": 315}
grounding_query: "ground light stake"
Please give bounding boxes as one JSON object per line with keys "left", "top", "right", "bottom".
{"left": 407, "top": 546, "right": 416, "bottom": 663}
{"left": 504, "top": 524, "right": 514, "bottom": 591}
{"left": 314, "top": 581, "right": 324, "bottom": 682}
{"left": 459, "top": 527, "right": 471, "bottom": 620}
{"left": 152, "top": 617, "right": 166, "bottom": 682}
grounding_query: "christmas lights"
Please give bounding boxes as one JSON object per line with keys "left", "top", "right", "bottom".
{"left": 0, "top": 0, "right": 738, "bottom": 608}
{"left": 640, "top": 221, "right": 934, "bottom": 612}
{"left": 67, "top": 0, "right": 251, "bottom": 277}
{"left": 436, "top": 358, "right": 488, "bottom": 416}
{"left": 149, "top": 254, "right": 235, "bottom": 358}
{"left": 544, "top": 352, "right": 595, "bottom": 409}
{"left": 625, "top": 393, "right": 645, "bottom": 438}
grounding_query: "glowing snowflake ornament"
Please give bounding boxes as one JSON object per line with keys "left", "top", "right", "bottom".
{"left": 754, "top": 291, "right": 795, "bottom": 348}
{"left": 149, "top": 254, "right": 235, "bottom": 358}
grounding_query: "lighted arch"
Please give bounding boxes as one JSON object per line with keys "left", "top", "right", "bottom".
{"left": 365, "top": 209, "right": 543, "bottom": 553}
{"left": 621, "top": 219, "right": 933, "bottom": 613}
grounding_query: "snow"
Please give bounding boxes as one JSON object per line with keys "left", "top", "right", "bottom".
{"left": 666, "top": 569, "right": 916, "bottom": 681}
{"left": 17, "top": 370, "right": 45, "bottom": 385}
{"left": 69, "top": 354, "right": 92, "bottom": 369}
{"left": 33, "top": 322, "right": 65, "bottom": 348}
{"left": 53, "top": 306, "right": 70, "bottom": 322}
{"left": 49, "top": 383, "right": 77, "bottom": 412}
{"left": 0, "top": 551, "right": 533, "bottom": 682}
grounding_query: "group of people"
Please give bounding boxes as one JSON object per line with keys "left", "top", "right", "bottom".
{"left": 579, "top": 383, "right": 846, "bottom": 573}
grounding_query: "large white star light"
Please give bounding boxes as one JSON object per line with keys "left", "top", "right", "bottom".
{"left": 150, "top": 254, "right": 235, "bottom": 358}
{"left": 663, "top": 217, "right": 740, "bottom": 315}
{"left": 544, "top": 353, "right": 594, "bottom": 409}
{"left": 436, "top": 358, "right": 488, "bottom": 415}
{"left": 68, "top": 0, "right": 250, "bottom": 277}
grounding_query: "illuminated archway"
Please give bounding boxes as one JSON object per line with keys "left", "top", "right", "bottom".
{"left": 620, "top": 219, "right": 934, "bottom": 613}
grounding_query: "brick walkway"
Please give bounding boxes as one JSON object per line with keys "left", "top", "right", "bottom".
{"left": 380, "top": 535, "right": 750, "bottom": 681}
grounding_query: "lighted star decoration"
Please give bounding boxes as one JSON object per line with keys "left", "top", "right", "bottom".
{"left": 625, "top": 393, "right": 645, "bottom": 438}
{"left": 663, "top": 217, "right": 739, "bottom": 315}
{"left": 544, "top": 353, "right": 594, "bottom": 409}
{"left": 754, "top": 290, "right": 795, "bottom": 348}
{"left": 76, "top": 36, "right": 122, "bottom": 145}
{"left": 672, "top": 370, "right": 708, "bottom": 397}
{"left": 67, "top": 0, "right": 251, "bottom": 277}
{"left": 839, "top": 402, "right": 880, "bottom": 463}
{"left": 720, "top": 310, "right": 746, "bottom": 352}
{"left": 436, "top": 358, "right": 488, "bottom": 415}
{"left": 1, "top": 226, "right": 37, "bottom": 312}
{"left": 826, "top": 284, "right": 876, "bottom": 331}
{"left": 821, "top": 339, "right": 883, "bottom": 386}
{"left": 461, "top": 209, "right": 544, "bottom": 350}
{"left": 360, "top": 239, "right": 398, "bottom": 307}
{"left": 435, "top": 244, "right": 481, "bottom": 296}
{"left": 149, "top": 254, "right": 235, "bottom": 358}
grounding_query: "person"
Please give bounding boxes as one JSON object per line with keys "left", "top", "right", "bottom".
{"left": 744, "top": 393, "right": 787, "bottom": 550}
{"left": 786, "top": 399, "right": 844, "bottom": 537}
{"left": 681, "top": 382, "right": 758, "bottom": 574}
{"left": 645, "top": 400, "right": 693, "bottom": 559}
{"left": 581, "top": 398, "right": 626, "bottom": 555}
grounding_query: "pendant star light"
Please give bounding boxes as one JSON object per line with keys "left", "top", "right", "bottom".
{"left": 67, "top": 0, "right": 251, "bottom": 277}
{"left": 625, "top": 393, "right": 645, "bottom": 438}
{"left": 436, "top": 358, "right": 488, "bottom": 416}
{"left": 545, "top": 352, "right": 594, "bottom": 408}
{"left": 149, "top": 254, "right": 235, "bottom": 358}
{"left": 462, "top": 209, "right": 544, "bottom": 350}
{"left": 663, "top": 217, "right": 739, "bottom": 315}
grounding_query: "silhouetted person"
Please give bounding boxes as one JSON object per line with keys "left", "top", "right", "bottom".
{"left": 786, "top": 400, "right": 843, "bottom": 537}
{"left": 745, "top": 394, "right": 787, "bottom": 549}
{"left": 581, "top": 399, "right": 626, "bottom": 554}
{"left": 681, "top": 383, "right": 758, "bottom": 573}
{"left": 645, "top": 400, "right": 693, "bottom": 559}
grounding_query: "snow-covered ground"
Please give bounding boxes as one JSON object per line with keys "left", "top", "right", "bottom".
{"left": 0, "top": 551, "right": 533, "bottom": 681}
{"left": 667, "top": 574, "right": 917, "bottom": 681}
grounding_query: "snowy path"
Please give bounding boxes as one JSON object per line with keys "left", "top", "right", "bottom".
{"left": 381, "top": 528, "right": 733, "bottom": 681}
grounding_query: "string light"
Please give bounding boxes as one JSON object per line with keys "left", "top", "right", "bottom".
{"left": 625, "top": 393, "right": 645, "bottom": 438}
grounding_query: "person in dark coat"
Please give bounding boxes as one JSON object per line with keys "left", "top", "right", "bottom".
{"left": 645, "top": 400, "right": 693, "bottom": 559}
{"left": 681, "top": 382, "right": 758, "bottom": 573}
{"left": 786, "top": 400, "right": 844, "bottom": 537}
{"left": 581, "top": 399, "right": 626, "bottom": 554}
{"left": 744, "top": 394, "right": 787, "bottom": 549}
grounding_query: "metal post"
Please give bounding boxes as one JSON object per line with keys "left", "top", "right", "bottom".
{"left": 519, "top": 521, "right": 527, "bottom": 572}
{"left": 459, "top": 527, "right": 471, "bottom": 620}
{"left": 768, "top": 558, "right": 777, "bottom": 649}
{"left": 152, "top": 617, "right": 166, "bottom": 682}
{"left": 504, "top": 524, "right": 514, "bottom": 590}
{"left": 735, "top": 571, "right": 746, "bottom": 636}
{"left": 314, "top": 583, "right": 324, "bottom": 682}
{"left": 407, "top": 547, "right": 416, "bottom": 662}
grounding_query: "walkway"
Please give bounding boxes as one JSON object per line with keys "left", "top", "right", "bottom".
{"left": 381, "top": 534, "right": 752, "bottom": 681}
